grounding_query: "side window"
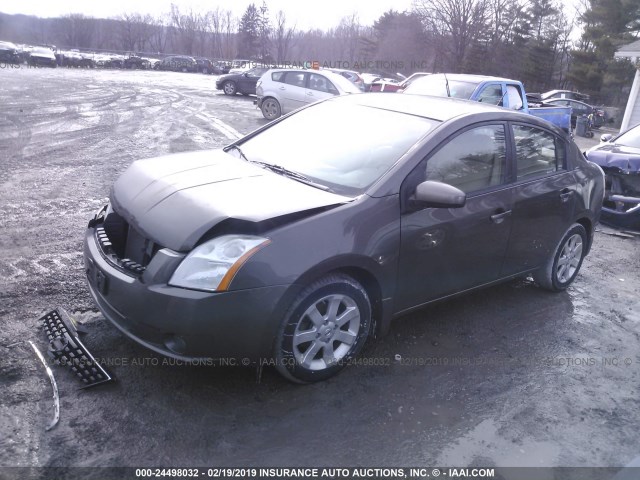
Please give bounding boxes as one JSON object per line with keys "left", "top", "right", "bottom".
{"left": 424, "top": 125, "right": 507, "bottom": 194}
{"left": 272, "top": 71, "right": 285, "bottom": 82}
{"left": 477, "top": 84, "right": 504, "bottom": 106}
{"left": 309, "top": 74, "right": 338, "bottom": 94}
{"left": 284, "top": 71, "right": 306, "bottom": 88}
{"left": 512, "top": 124, "right": 566, "bottom": 180}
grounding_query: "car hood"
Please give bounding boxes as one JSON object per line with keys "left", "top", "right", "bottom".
{"left": 587, "top": 143, "right": 640, "bottom": 173}
{"left": 110, "top": 150, "right": 351, "bottom": 251}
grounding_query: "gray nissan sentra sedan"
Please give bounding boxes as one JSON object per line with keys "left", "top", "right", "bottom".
{"left": 84, "top": 94, "right": 605, "bottom": 383}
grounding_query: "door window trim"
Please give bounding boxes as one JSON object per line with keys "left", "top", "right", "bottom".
{"left": 507, "top": 121, "right": 570, "bottom": 186}
{"left": 400, "top": 121, "right": 512, "bottom": 212}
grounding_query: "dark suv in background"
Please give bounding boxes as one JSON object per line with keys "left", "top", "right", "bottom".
{"left": 156, "top": 55, "right": 197, "bottom": 73}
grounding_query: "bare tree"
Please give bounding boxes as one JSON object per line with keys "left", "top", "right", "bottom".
{"left": 170, "top": 4, "right": 201, "bottom": 55}
{"left": 118, "top": 13, "right": 154, "bottom": 52}
{"left": 272, "top": 10, "right": 296, "bottom": 63}
{"left": 55, "top": 14, "right": 95, "bottom": 48}
{"left": 413, "top": 0, "right": 490, "bottom": 71}
{"left": 221, "top": 10, "right": 237, "bottom": 58}
{"left": 148, "top": 15, "right": 169, "bottom": 54}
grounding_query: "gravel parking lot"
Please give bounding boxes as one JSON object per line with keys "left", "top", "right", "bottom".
{"left": 1, "top": 67, "right": 639, "bottom": 473}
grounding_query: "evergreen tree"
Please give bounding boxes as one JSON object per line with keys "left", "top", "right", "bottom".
{"left": 237, "top": 4, "right": 261, "bottom": 58}
{"left": 568, "top": 0, "right": 640, "bottom": 101}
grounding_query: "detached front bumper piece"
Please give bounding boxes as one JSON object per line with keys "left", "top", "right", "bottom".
{"left": 40, "top": 308, "right": 113, "bottom": 388}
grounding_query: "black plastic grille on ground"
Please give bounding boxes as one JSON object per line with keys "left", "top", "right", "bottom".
{"left": 41, "top": 308, "right": 113, "bottom": 388}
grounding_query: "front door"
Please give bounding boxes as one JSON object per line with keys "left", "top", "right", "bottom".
{"left": 395, "top": 123, "right": 514, "bottom": 312}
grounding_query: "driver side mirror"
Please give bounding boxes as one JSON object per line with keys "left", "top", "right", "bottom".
{"left": 600, "top": 133, "right": 613, "bottom": 143}
{"left": 413, "top": 181, "right": 466, "bottom": 209}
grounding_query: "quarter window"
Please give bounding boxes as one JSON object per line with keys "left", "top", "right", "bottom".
{"left": 272, "top": 71, "right": 285, "bottom": 82}
{"left": 512, "top": 125, "right": 565, "bottom": 180}
{"left": 424, "top": 125, "right": 507, "bottom": 193}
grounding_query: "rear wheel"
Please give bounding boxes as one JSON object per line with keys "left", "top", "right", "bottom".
{"left": 260, "top": 97, "right": 281, "bottom": 120}
{"left": 274, "top": 274, "right": 371, "bottom": 383}
{"left": 533, "top": 223, "right": 587, "bottom": 291}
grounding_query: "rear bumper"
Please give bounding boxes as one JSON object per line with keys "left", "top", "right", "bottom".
{"left": 83, "top": 228, "right": 291, "bottom": 361}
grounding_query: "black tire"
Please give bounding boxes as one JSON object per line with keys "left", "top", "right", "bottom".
{"left": 260, "top": 97, "right": 281, "bottom": 120}
{"left": 274, "top": 274, "right": 372, "bottom": 383}
{"left": 223, "top": 81, "right": 237, "bottom": 95}
{"left": 533, "top": 223, "right": 588, "bottom": 292}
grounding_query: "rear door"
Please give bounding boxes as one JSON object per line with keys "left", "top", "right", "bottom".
{"left": 305, "top": 73, "right": 339, "bottom": 105}
{"left": 395, "top": 123, "right": 514, "bottom": 312}
{"left": 501, "top": 123, "right": 577, "bottom": 275}
{"left": 280, "top": 71, "right": 309, "bottom": 113}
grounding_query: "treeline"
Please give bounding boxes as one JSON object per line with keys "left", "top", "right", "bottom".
{"left": 0, "top": 0, "right": 638, "bottom": 105}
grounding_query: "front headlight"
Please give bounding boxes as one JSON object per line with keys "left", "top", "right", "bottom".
{"left": 168, "top": 235, "right": 270, "bottom": 292}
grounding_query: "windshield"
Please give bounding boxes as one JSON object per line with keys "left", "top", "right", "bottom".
{"left": 615, "top": 125, "right": 640, "bottom": 148}
{"left": 235, "top": 100, "right": 436, "bottom": 195}
{"left": 404, "top": 75, "right": 479, "bottom": 99}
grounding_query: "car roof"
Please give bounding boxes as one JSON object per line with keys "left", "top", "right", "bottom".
{"left": 427, "top": 73, "right": 519, "bottom": 84}
{"left": 333, "top": 92, "right": 515, "bottom": 122}
{"left": 268, "top": 68, "right": 346, "bottom": 80}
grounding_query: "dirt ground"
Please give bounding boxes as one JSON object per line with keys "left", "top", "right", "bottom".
{"left": 1, "top": 67, "right": 639, "bottom": 474}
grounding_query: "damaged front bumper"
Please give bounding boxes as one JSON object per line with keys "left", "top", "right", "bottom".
{"left": 83, "top": 217, "right": 291, "bottom": 362}
{"left": 600, "top": 169, "right": 640, "bottom": 229}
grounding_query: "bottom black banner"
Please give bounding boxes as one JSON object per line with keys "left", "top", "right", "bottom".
{"left": 0, "top": 467, "right": 637, "bottom": 480}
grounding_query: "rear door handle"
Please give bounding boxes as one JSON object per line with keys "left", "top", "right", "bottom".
{"left": 279, "top": 86, "right": 285, "bottom": 90}
{"left": 490, "top": 209, "right": 512, "bottom": 224}
{"left": 560, "top": 188, "right": 572, "bottom": 202}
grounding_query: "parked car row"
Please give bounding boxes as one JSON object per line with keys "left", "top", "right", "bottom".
{"left": 0, "top": 40, "right": 238, "bottom": 74}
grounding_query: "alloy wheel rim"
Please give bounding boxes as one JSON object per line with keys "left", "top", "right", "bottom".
{"left": 292, "top": 294, "right": 360, "bottom": 370}
{"left": 556, "top": 233, "right": 583, "bottom": 283}
{"left": 263, "top": 101, "right": 278, "bottom": 118}
{"left": 224, "top": 82, "right": 235, "bottom": 94}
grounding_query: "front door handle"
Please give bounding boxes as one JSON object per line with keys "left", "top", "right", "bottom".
{"left": 490, "top": 209, "right": 512, "bottom": 224}
{"left": 560, "top": 188, "right": 572, "bottom": 203}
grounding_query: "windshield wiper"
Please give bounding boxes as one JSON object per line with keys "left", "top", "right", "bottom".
{"left": 252, "top": 161, "right": 332, "bottom": 192}
{"left": 225, "top": 145, "right": 332, "bottom": 192}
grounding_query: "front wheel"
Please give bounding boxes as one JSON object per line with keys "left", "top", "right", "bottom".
{"left": 274, "top": 274, "right": 372, "bottom": 383}
{"left": 223, "top": 81, "right": 237, "bottom": 95}
{"left": 260, "top": 97, "right": 281, "bottom": 120}
{"left": 533, "top": 223, "right": 587, "bottom": 291}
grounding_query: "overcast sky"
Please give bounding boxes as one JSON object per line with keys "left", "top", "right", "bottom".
{"left": 1, "top": 0, "right": 416, "bottom": 30}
